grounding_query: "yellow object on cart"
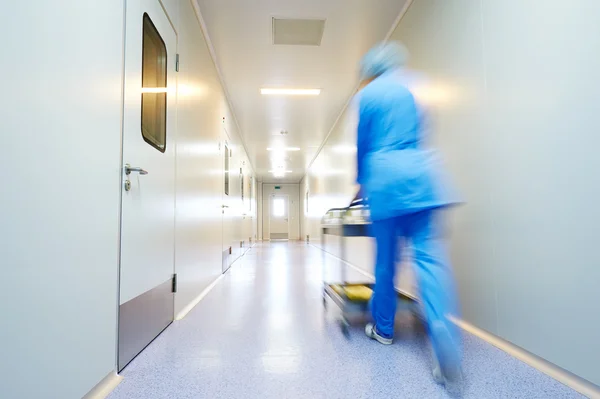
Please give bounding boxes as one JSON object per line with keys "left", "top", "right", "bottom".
{"left": 332, "top": 284, "right": 373, "bottom": 302}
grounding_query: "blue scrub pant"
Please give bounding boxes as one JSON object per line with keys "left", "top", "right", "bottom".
{"left": 371, "top": 210, "right": 461, "bottom": 366}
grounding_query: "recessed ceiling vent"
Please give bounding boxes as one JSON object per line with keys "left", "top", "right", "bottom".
{"left": 272, "top": 18, "right": 325, "bottom": 46}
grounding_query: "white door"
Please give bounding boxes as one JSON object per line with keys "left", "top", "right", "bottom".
{"left": 270, "top": 195, "right": 289, "bottom": 240}
{"left": 118, "top": 0, "right": 177, "bottom": 371}
{"left": 236, "top": 160, "right": 251, "bottom": 257}
{"left": 222, "top": 133, "right": 233, "bottom": 272}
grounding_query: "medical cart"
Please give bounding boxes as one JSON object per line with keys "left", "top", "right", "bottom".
{"left": 320, "top": 199, "right": 419, "bottom": 336}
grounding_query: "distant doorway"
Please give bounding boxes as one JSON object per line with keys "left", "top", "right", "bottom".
{"left": 269, "top": 195, "right": 289, "bottom": 240}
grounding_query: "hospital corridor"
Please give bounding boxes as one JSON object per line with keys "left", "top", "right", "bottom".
{"left": 2, "top": 0, "right": 600, "bottom": 398}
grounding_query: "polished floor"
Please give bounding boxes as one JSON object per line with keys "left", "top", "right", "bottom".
{"left": 109, "top": 242, "right": 583, "bottom": 399}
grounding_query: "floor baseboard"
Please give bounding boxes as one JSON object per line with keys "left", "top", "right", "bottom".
{"left": 175, "top": 274, "right": 225, "bottom": 321}
{"left": 82, "top": 371, "right": 123, "bottom": 399}
{"left": 450, "top": 317, "right": 600, "bottom": 399}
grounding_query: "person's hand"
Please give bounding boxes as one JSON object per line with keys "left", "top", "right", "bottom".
{"left": 351, "top": 187, "right": 363, "bottom": 205}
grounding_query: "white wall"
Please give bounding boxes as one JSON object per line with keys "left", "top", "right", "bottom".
{"left": 163, "top": 0, "right": 258, "bottom": 318}
{"left": 262, "top": 183, "right": 300, "bottom": 240}
{"left": 250, "top": 176, "right": 258, "bottom": 243}
{"left": 392, "top": 0, "right": 600, "bottom": 385}
{"left": 0, "top": 1, "right": 124, "bottom": 398}
{"left": 257, "top": 181, "right": 264, "bottom": 239}
{"left": 303, "top": 0, "right": 600, "bottom": 386}
{"left": 224, "top": 127, "right": 255, "bottom": 260}
{"left": 0, "top": 0, "right": 257, "bottom": 397}
{"left": 175, "top": 0, "right": 254, "bottom": 316}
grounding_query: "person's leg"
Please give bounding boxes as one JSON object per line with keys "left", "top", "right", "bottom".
{"left": 368, "top": 217, "right": 399, "bottom": 341}
{"left": 407, "top": 210, "right": 462, "bottom": 388}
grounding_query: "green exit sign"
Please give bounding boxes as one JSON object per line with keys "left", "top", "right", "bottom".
{"left": 274, "top": 186, "right": 281, "bottom": 190}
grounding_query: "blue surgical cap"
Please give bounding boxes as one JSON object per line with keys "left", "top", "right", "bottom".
{"left": 359, "top": 41, "right": 408, "bottom": 80}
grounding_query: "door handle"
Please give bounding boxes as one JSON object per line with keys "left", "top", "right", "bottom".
{"left": 124, "top": 164, "right": 148, "bottom": 175}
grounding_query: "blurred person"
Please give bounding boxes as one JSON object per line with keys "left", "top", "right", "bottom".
{"left": 353, "top": 41, "right": 463, "bottom": 392}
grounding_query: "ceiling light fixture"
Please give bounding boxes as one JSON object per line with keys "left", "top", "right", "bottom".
{"left": 269, "top": 170, "right": 293, "bottom": 173}
{"left": 260, "top": 88, "right": 321, "bottom": 96}
{"left": 141, "top": 87, "right": 168, "bottom": 93}
{"left": 267, "top": 147, "right": 301, "bottom": 152}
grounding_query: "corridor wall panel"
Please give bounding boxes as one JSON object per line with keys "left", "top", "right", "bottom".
{"left": 175, "top": 0, "right": 256, "bottom": 316}
{"left": 303, "top": 0, "right": 600, "bottom": 386}
{"left": 0, "top": 1, "right": 124, "bottom": 397}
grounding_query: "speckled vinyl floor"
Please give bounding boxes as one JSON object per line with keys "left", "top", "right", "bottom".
{"left": 108, "top": 242, "right": 584, "bottom": 399}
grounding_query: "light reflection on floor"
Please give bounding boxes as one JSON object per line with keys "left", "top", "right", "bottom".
{"left": 108, "top": 242, "right": 584, "bottom": 399}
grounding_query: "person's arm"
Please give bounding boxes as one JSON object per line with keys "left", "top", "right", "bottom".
{"left": 354, "top": 93, "right": 373, "bottom": 201}
{"left": 356, "top": 95, "right": 372, "bottom": 186}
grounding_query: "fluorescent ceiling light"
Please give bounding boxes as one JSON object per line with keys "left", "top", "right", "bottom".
{"left": 267, "top": 147, "right": 301, "bottom": 151}
{"left": 260, "top": 88, "right": 320, "bottom": 96}
{"left": 269, "top": 170, "right": 293, "bottom": 173}
{"left": 269, "top": 154, "right": 288, "bottom": 162}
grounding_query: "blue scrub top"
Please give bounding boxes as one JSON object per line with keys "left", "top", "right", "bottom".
{"left": 356, "top": 71, "right": 458, "bottom": 221}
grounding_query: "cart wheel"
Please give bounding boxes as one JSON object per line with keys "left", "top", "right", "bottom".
{"left": 340, "top": 319, "right": 350, "bottom": 337}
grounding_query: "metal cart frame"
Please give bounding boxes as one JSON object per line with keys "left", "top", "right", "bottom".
{"left": 321, "top": 204, "right": 419, "bottom": 337}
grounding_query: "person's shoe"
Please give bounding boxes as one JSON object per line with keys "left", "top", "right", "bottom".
{"left": 365, "top": 323, "right": 393, "bottom": 345}
{"left": 431, "top": 348, "right": 444, "bottom": 384}
{"left": 434, "top": 358, "right": 464, "bottom": 397}
{"left": 430, "top": 321, "right": 464, "bottom": 396}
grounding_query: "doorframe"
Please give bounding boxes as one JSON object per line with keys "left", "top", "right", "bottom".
{"left": 114, "top": 0, "right": 127, "bottom": 372}
{"left": 268, "top": 194, "right": 290, "bottom": 240}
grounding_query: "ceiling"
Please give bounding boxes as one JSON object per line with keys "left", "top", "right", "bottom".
{"left": 195, "top": 0, "right": 410, "bottom": 183}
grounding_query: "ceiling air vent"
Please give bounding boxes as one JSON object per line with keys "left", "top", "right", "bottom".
{"left": 272, "top": 18, "right": 325, "bottom": 46}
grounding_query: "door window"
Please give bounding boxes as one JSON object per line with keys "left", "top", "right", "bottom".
{"left": 272, "top": 197, "right": 285, "bottom": 217}
{"left": 141, "top": 13, "right": 167, "bottom": 152}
